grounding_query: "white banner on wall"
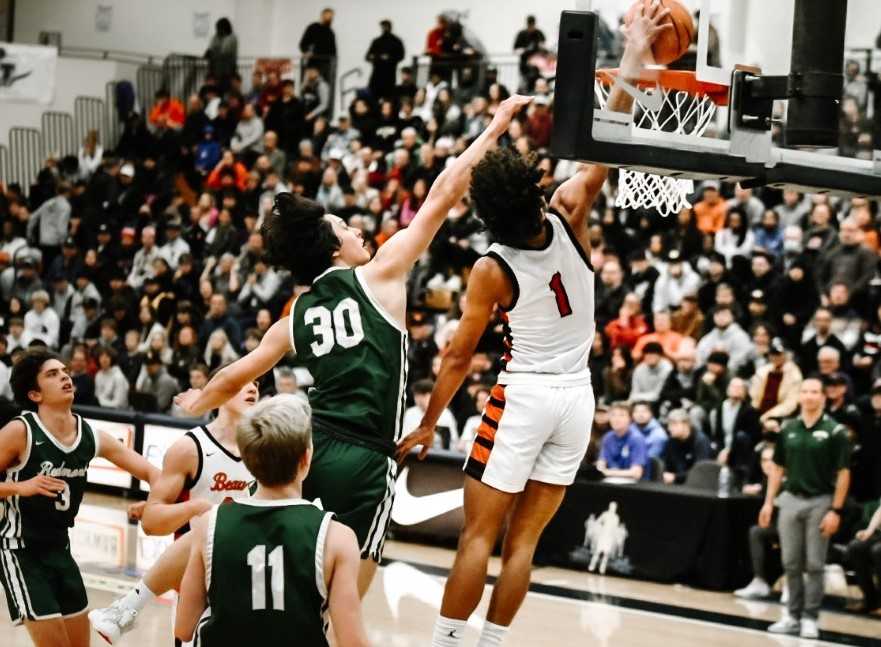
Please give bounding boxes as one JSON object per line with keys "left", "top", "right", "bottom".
{"left": 0, "top": 42, "right": 57, "bottom": 104}
{"left": 86, "top": 418, "right": 136, "bottom": 489}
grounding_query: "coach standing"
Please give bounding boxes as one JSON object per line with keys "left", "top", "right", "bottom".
{"left": 759, "top": 377, "right": 850, "bottom": 639}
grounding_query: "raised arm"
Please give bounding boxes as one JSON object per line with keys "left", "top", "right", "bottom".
{"left": 550, "top": 1, "right": 672, "bottom": 236}
{"left": 363, "top": 94, "right": 533, "bottom": 284}
{"left": 175, "top": 316, "right": 292, "bottom": 416}
{"left": 396, "top": 257, "right": 507, "bottom": 462}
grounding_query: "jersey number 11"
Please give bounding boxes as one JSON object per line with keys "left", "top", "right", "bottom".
{"left": 247, "top": 544, "right": 285, "bottom": 611}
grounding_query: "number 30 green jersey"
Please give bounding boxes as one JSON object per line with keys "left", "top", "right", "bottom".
{"left": 291, "top": 266, "right": 408, "bottom": 457}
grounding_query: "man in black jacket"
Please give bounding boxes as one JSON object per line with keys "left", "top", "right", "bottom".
{"left": 366, "top": 20, "right": 405, "bottom": 101}
{"left": 299, "top": 8, "right": 337, "bottom": 83}
{"left": 709, "top": 377, "right": 761, "bottom": 482}
{"left": 662, "top": 408, "right": 713, "bottom": 485}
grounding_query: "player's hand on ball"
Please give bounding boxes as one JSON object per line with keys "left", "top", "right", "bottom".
{"left": 17, "top": 475, "right": 67, "bottom": 498}
{"left": 395, "top": 424, "right": 436, "bottom": 464}
{"left": 623, "top": 0, "right": 673, "bottom": 55}
{"left": 174, "top": 388, "right": 204, "bottom": 415}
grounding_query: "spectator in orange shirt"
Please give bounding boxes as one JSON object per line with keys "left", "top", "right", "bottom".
{"left": 694, "top": 183, "right": 728, "bottom": 235}
{"left": 633, "top": 310, "right": 685, "bottom": 361}
{"left": 605, "top": 292, "right": 650, "bottom": 352}
{"left": 206, "top": 150, "right": 249, "bottom": 192}
{"left": 148, "top": 88, "right": 185, "bottom": 130}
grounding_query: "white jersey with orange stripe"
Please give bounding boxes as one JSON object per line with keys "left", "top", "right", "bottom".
{"left": 486, "top": 210, "right": 595, "bottom": 387}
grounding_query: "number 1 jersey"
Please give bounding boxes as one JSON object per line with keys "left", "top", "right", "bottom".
{"left": 290, "top": 266, "right": 408, "bottom": 457}
{"left": 486, "top": 211, "right": 596, "bottom": 386}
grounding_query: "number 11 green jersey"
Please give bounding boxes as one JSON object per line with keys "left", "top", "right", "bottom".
{"left": 290, "top": 266, "right": 408, "bottom": 457}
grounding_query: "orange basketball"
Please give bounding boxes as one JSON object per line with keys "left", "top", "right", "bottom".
{"left": 625, "top": 0, "right": 695, "bottom": 66}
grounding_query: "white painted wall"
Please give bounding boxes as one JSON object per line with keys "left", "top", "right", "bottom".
{"left": 0, "top": 57, "right": 120, "bottom": 147}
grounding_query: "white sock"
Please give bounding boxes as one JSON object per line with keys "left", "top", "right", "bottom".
{"left": 120, "top": 579, "right": 155, "bottom": 612}
{"left": 431, "top": 616, "right": 466, "bottom": 646}
{"left": 476, "top": 621, "right": 509, "bottom": 647}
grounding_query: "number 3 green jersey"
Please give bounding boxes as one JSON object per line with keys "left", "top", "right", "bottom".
{"left": 0, "top": 412, "right": 98, "bottom": 549}
{"left": 291, "top": 266, "right": 408, "bottom": 456}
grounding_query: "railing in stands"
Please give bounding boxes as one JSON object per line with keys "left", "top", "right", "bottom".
{"left": 8, "top": 128, "right": 44, "bottom": 194}
{"left": 75, "top": 96, "right": 108, "bottom": 150}
{"left": 59, "top": 46, "right": 161, "bottom": 66}
{"left": 410, "top": 54, "right": 521, "bottom": 95}
{"left": 136, "top": 64, "right": 165, "bottom": 114}
{"left": 339, "top": 68, "right": 362, "bottom": 115}
{"left": 40, "top": 111, "right": 77, "bottom": 158}
{"left": 0, "top": 145, "right": 9, "bottom": 187}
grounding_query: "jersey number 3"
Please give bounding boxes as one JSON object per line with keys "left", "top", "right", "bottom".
{"left": 549, "top": 272, "right": 573, "bottom": 318}
{"left": 304, "top": 298, "right": 365, "bottom": 356}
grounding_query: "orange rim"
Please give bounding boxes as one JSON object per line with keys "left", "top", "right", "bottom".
{"left": 596, "top": 68, "right": 730, "bottom": 106}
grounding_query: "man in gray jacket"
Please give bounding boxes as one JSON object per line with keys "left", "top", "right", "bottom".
{"left": 27, "top": 182, "right": 71, "bottom": 270}
{"left": 697, "top": 305, "right": 753, "bottom": 373}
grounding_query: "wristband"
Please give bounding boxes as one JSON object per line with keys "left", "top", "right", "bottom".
{"left": 830, "top": 507, "right": 843, "bottom": 515}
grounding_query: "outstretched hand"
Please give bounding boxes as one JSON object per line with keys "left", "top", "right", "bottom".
{"left": 488, "top": 94, "right": 534, "bottom": 135}
{"left": 395, "top": 424, "right": 436, "bottom": 464}
{"left": 173, "top": 389, "right": 204, "bottom": 416}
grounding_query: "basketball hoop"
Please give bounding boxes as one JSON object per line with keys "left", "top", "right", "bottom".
{"left": 594, "top": 69, "right": 729, "bottom": 217}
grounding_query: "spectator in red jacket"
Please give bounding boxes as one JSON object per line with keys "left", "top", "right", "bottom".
{"left": 526, "top": 95, "right": 553, "bottom": 148}
{"left": 605, "top": 292, "right": 650, "bottom": 352}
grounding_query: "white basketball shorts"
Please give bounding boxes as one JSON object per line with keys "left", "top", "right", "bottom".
{"left": 463, "top": 382, "right": 594, "bottom": 493}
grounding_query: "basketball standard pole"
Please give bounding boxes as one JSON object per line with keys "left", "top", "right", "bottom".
{"left": 785, "top": 0, "right": 847, "bottom": 147}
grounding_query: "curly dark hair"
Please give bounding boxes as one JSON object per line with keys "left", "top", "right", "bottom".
{"left": 260, "top": 193, "right": 340, "bottom": 284}
{"left": 470, "top": 148, "right": 545, "bottom": 247}
{"left": 11, "top": 348, "right": 62, "bottom": 410}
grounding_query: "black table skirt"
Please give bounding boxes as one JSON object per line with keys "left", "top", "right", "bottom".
{"left": 537, "top": 480, "right": 763, "bottom": 590}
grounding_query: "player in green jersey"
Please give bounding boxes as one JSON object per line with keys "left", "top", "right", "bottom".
{"left": 0, "top": 349, "right": 160, "bottom": 647}
{"left": 174, "top": 94, "right": 533, "bottom": 596}
{"left": 175, "top": 394, "right": 367, "bottom": 647}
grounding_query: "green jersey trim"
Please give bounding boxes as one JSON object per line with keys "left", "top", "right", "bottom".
{"left": 315, "top": 512, "right": 333, "bottom": 601}
{"left": 235, "top": 498, "right": 316, "bottom": 507}
{"left": 204, "top": 504, "right": 219, "bottom": 593}
{"left": 30, "top": 413, "right": 84, "bottom": 455}
{"left": 4, "top": 417, "right": 31, "bottom": 474}
{"left": 353, "top": 267, "right": 407, "bottom": 334}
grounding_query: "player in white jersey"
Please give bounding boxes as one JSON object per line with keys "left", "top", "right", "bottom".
{"left": 396, "top": 6, "right": 673, "bottom": 645}
{"left": 89, "top": 378, "right": 259, "bottom": 644}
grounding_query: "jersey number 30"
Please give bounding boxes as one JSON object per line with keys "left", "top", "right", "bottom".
{"left": 304, "top": 298, "right": 365, "bottom": 356}
{"left": 549, "top": 272, "right": 573, "bottom": 318}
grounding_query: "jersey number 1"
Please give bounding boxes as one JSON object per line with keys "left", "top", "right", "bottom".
{"left": 247, "top": 544, "right": 285, "bottom": 611}
{"left": 549, "top": 272, "right": 573, "bottom": 318}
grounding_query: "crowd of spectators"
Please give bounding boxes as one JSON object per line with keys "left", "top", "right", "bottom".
{"left": 1, "top": 8, "right": 881, "bottom": 609}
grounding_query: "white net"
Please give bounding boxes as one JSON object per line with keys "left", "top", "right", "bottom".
{"left": 595, "top": 77, "right": 719, "bottom": 217}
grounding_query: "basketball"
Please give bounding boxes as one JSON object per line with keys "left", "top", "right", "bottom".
{"left": 626, "top": 0, "right": 696, "bottom": 65}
